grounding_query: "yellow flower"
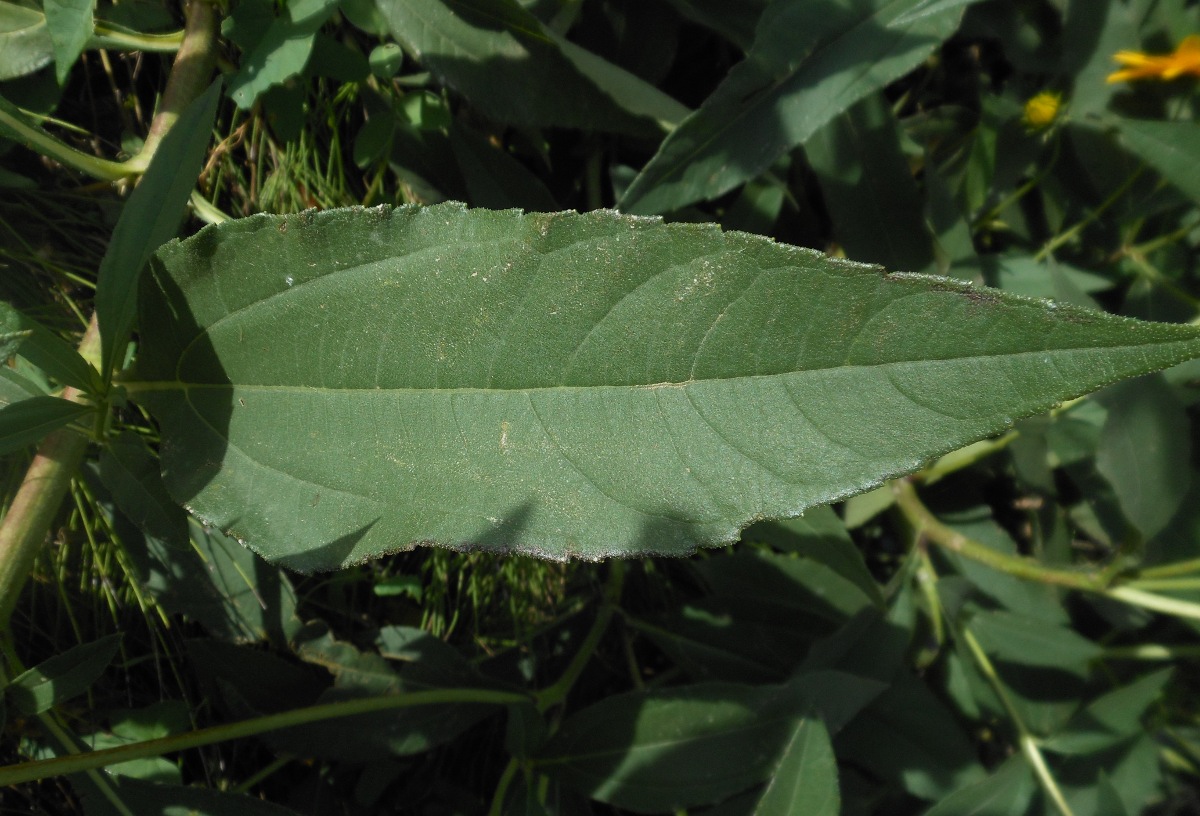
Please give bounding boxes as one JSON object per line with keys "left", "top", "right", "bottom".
{"left": 1022, "top": 91, "right": 1062, "bottom": 129}
{"left": 1107, "top": 34, "right": 1200, "bottom": 83}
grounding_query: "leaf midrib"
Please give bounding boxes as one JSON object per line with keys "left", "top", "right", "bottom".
{"left": 123, "top": 341, "right": 1195, "bottom": 395}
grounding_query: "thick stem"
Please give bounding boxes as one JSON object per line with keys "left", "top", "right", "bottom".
{"left": 892, "top": 479, "right": 1200, "bottom": 622}
{"left": 0, "top": 319, "right": 100, "bottom": 630}
{"left": 126, "top": 0, "right": 219, "bottom": 173}
{"left": 891, "top": 480, "right": 1108, "bottom": 591}
{"left": 0, "top": 0, "right": 220, "bottom": 631}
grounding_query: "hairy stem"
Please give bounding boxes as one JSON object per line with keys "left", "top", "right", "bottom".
{"left": 0, "top": 319, "right": 101, "bottom": 630}
{"left": 0, "top": 0, "right": 220, "bottom": 632}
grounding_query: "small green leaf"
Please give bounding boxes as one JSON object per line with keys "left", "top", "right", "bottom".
{"left": 837, "top": 675, "right": 985, "bottom": 800}
{"left": 99, "top": 431, "right": 189, "bottom": 545}
{"left": 227, "top": 0, "right": 339, "bottom": 109}
{"left": 94, "top": 79, "right": 221, "bottom": 383}
{"left": 1115, "top": 118, "right": 1200, "bottom": 204}
{"left": 744, "top": 505, "right": 883, "bottom": 607}
{"left": 752, "top": 718, "right": 838, "bottom": 815}
{"left": 1, "top": 302, "right": 97, "bottom": 391}
{"left": 43, "top": 0, "right": 94, "bottom": 84}
{"left": 97, "top": 777, "right": 304, "bottom": 815}
{"left": 0, "top": 0, "right": 53, "bottom": 80}
{"left": 1095, "top": 376, "right": 1190, "bottom": 540}
{"left": 132, "top": 204, "right": 1200, "bottom": 570}
{"left": 534, "top": 671, "right": 883, "bottom": 813}
{"left": 918, "top": 755, "right": 1033, "bottom": 816}
{"left": 805, "top": 93, "right": 934, "bottom": 272}
{"left": 450, "top": 123, "right": 557, "bottom": 211}
{"left": 969, "top": 609, "right": 1102, "bottom": 677}
{"left": 0, "top": 396, "right": 91, "bottom": 455}
{"left": 367, "top": 42, "right": 404, "bottom": 77}
{"left": 619, "top": 0, "right": 976, "bottom": 214}
{"left": 1042, "top": 668, "right": 1172, "bottom": 755}
{"left": 6, "top": 633, "right": 121, "bottom": 715}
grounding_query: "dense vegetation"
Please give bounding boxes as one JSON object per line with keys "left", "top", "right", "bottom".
{"left": 3, "top": 0, "right": 1200, "bottom": 814}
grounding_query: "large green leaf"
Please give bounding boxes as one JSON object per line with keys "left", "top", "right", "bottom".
{"left": 618, "top": 0, "right": 973, "bottom": 214}
{"left": 131, "top": 204, "right": 1200, "bottom": 570}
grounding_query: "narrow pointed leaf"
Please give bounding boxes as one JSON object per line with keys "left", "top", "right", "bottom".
{"left": 132, "top": 204, "right": 1200, "bottom": 570}
{"left": 7, "top": 633, "right": 121, "bottom": 715}
{"left": 94, "top": 80, "right": 220, "bottom": 382}
{"left": 619, "top": 0, "right": 972, "bottom": 214}
{"left": 43, "top": 0, "right": 93, "bottom": 84}
{"left": 375, "top": 0, "right": 685, "bottom": 133}
{"left": 0, "top": 396, "right": 92, "bottom": 455}
{"left": 753, "top": 718, "right": 838, "bottom": 815}
{"left": 15, "top": 319, "right": 97, "bottom": 391}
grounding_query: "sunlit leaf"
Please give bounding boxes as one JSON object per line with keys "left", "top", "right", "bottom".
{"left": 132, "top": 204, "right": 1200, "bottom": 570}
{"left": 619, "top": 0, "right": 975, "bottom": 214}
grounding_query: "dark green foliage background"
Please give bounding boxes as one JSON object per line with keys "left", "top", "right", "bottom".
{"left": 2, "top": 0, "right": 1200, "bottom": 814}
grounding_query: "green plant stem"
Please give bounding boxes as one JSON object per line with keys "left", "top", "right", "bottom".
{"left": 488, "top": 757, "right": 522, "bottom": 816}
{"left": 0, "top": 0, "right": 216, "bottom": 180}
{"left": 1105, "top": 587, "right": 1200, "bottom": 621}
{"left": 0, "top": 688, "right": 529, "bottom": 787}
{"left": 1124, "top": 577, "right": 1200, "bottom": 592}
{"left": 916, "top": 432, "right": 1018, "bottom": 484}
{"left": 1136, "top": 558, "right": 1200, "bottom": 580}
{"left": 92, "top": 23, "right": 185, "bottom": 52}
{"left": 1034, "top": 166, "right": 1144, "bottom": 261}
{"left": 960, "top": 627, "right": 1074, "bottom": 816}
{"left": 0, "top": 0, "right": 219, "bottom": 632}
{"left": 892, "top": 480, "right": 1200, "bottom": 622}
{"left": 125, "top": 0, "right": 219, "bottom": 173}
{"left": 0, "top": 319, "right": 101, "bottom": 630}
{"left": 535, "top": 560, "right": 625, "bottom": 712}
{"left": 972, "top": 132, "right": 1062, "bottom": 231}
{"left": 891, "top": 480, "right": 1107, "bottom": 591}
{"left": 1104, "top": 644, "right": 1200, "bottom": 661}
{"left": 0, "top": 100, "right": 130, "bottom": 181}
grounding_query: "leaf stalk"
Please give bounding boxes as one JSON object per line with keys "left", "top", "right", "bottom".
{"left": 0, "top": 688, "right": 530, "bottom": 787}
